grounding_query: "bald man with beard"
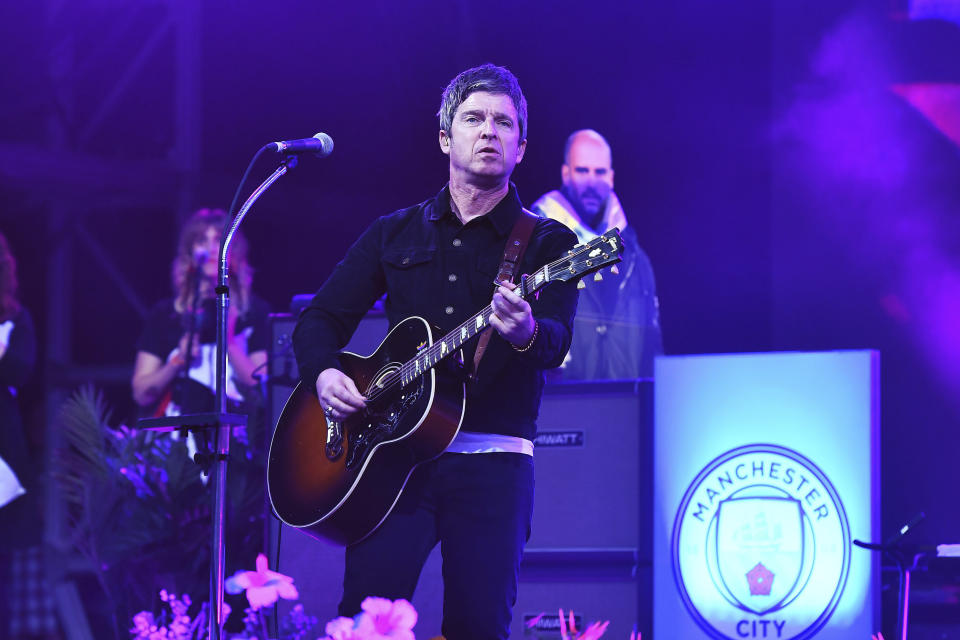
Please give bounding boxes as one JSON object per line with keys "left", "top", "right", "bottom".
{"left": 532, "top": 129, "right": 663, "bottom": 379}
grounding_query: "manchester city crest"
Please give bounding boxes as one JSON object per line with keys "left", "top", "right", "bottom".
{"left": 671, "top": 444, "right": 850, "bottom": 640}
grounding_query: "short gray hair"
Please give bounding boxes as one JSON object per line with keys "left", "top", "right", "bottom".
{"left": 437, "top": 63, "right": 528, "bottom": 141}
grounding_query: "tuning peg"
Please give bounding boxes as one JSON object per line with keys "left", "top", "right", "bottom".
{"left": 593, "top": 272, "right": 603, "bottom": 282}
{"left": 577, "top": 279, "right": 586, "bottom": 289}
{"left": 610, "top": 265, "right": 619, "bottom": 275}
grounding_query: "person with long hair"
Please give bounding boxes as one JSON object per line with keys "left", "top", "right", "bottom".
{"left": 129, "top": 210, "right": 272, "bottom": 630}
{"left": 132, "top": 208, "right": 269, "bottom": 418}
{"left": 0, "top": 231, "right": 57, "bottom": 639}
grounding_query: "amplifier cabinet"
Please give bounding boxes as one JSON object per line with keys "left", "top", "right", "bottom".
{"left": 511, "top": 380, "right": 652, "bottom": 640}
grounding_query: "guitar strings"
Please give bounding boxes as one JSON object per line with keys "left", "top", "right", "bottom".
{"left": 363, "top": 243, "right": 610, "bottom": 404}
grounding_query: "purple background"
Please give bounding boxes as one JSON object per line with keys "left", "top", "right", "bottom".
{"left": 1, "top": 0, "right": 958, "bottom": 594}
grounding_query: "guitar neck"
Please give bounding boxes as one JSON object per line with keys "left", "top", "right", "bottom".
{"left": 379, "top": 227, "right": 624, "bottom": 394}
{"left": 396, "top": 264, "right": 550, "bottom": 387}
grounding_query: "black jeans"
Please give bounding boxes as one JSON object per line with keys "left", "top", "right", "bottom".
{"left": 339, "top": 451, "right": 535, "bottom": 640}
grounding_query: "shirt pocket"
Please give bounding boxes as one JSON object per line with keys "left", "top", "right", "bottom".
{"left": 381, "top": 248, "right": 436, "bottom": 315}
{"left": 472, "top": 252, "right": 502, "bottom": 300}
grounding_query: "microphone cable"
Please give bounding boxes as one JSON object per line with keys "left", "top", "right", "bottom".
{"left": 224, "top": 145, "right": 270, "bottom": 246}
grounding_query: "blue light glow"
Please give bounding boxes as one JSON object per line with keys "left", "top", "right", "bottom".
{"left": 653, "top": 351, "right": 879, "bottom": 639}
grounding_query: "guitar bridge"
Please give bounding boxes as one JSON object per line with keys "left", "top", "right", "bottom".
{"left": 325, "top": 419, "right": 344, "bottom": 461}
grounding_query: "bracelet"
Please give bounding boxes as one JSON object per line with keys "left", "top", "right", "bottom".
{"left": 512, "top": 321, "right": 539, "bottom": 352}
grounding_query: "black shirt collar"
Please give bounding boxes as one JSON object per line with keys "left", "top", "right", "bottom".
{"left": 429, "top": 183, "right": 523, "bottom": 237}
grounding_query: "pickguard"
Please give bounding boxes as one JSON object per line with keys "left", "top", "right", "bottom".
{"left": 343, "top": 363, "right": 425, "bottom": 470}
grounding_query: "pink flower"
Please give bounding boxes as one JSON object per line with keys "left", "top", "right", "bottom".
{"left": 355, "top": 597, "right": 417, "bottom": 640}
{"left": 318, "top": 598, "right": 418, "bottom": 640}
{"left": 224, "top": 553, "right": 298, "bottom": 610}
{"left": 220, "top": 601, "right": 232, "bottom": 626}
{"left": 559, "top": 608, "right": 609, "bottom": 640}
{"left": 323, "top": 616, "right": 360, "bottom": 640}
{"left": 130, "top": 611, "right": 155, "bottom": 634}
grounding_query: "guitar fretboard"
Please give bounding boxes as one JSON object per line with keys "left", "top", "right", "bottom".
{"left": 363, "top": 229, "right": 622, "bottom": 405}
{"left": 364, "top": 264, "right": 550, "bottom": 404}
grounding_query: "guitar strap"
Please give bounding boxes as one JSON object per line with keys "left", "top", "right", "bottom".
{"left": 470, "top": 208, "right": 539, "bottom": 380}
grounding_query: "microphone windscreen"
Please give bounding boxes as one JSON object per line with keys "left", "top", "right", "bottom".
{"left": 312, "top": 132, "right": 334, "bottom": 157}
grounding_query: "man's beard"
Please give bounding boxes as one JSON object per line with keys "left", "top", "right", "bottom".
{"left": 563, "top": 185, "right": 607, "bottom": 231}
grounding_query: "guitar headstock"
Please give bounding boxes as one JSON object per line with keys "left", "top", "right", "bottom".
{"left": 549, "top": 228, "right": 624, "bottom": 286}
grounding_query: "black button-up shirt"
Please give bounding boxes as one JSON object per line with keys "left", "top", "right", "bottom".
{"left": 293, "top": 183, "right": 579, "bottom": 440}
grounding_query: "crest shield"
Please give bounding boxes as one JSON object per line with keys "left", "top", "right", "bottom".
{"left": 714, "top": 496, "right": 805, "bottom": 615}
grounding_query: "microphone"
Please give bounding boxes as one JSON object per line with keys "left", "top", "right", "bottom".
{"left": 263, "top": 132, "right": 334, "bottom": 158}
{"left": 193, "top": 247, "right": 210, "bottom": 266}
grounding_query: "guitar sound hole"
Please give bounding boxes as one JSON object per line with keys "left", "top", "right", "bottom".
{"left": 344, "top": 374, "right": 424, "bottom": 471}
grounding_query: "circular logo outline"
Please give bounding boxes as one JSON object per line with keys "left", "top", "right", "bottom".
{"left": 670, "top": 443, "right": 851, "bottom": 640}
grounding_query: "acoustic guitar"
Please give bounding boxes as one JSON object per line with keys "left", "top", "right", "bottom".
{"left": 267, "top": 228, "right": 624, "bottom": 545}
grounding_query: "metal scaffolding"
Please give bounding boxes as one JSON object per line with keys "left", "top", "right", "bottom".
{"left": 0, "top": 2, "right": 202, "bottom": 637}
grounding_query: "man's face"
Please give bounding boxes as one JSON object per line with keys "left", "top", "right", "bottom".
{"left": 561, "top": 137, "right": 614, "bottom": 226}
{"left": 440, "top": 91, "right": 526, "bottom": 184}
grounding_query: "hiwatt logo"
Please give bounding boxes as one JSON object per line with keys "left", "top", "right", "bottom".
{"left": 671, "top": 444, "right": 850, "bottom": 639}
{"left": 533, "top": 431, "right": 584, "bottom": 447}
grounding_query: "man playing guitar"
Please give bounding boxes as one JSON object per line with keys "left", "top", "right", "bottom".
{"left": 291, "top": 63, "right": 580, "bottom": 639}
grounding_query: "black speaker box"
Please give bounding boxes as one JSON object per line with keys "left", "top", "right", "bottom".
{"left": 267, "top": 315, "right": 652, "bottom": 639}
{"left": 512, "top": 380, "right": 652, "bottom": 640}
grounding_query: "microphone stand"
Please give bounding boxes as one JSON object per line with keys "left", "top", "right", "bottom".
{"left": 138, "top": 153, "right": 300, "bottom": 640}
{"left": 208, "top": 153, "right": 300, "bottom": 639}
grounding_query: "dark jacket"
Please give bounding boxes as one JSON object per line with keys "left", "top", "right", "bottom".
{"left": 293, "top": 184, "right": 579, "bottom": 440}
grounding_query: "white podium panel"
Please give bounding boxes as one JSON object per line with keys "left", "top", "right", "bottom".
{"left": 653, "top": 351, "right": 879, "bottom": 640}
